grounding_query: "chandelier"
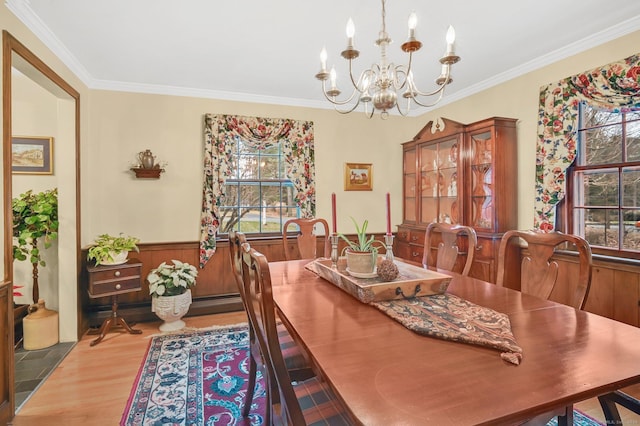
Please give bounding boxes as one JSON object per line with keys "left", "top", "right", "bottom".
{"left": 315, "top": 0, "right": 460, "bottom": 119}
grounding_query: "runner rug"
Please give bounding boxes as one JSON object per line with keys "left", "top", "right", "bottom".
{"left": 120, "top": 323, "right": 603, "bottom": 426}
{"left": 120, "top": 323, "right": 266, "bottom": 426}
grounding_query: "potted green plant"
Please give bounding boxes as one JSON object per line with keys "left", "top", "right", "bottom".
{"left": 12, "top": 188, "right": 59, "bottom": 302}
{"left": 338, "top": 217, "right": 384, "bottom": 277}
{"left": 147, "top": 260, "right": 198, "bottom": 331}
{"left": 87, "top": 233, "right": 140, "bottom": 266}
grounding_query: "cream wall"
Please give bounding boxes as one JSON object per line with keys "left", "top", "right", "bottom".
{"left": 84, "top": 92, "right": 408, "bottom": 242}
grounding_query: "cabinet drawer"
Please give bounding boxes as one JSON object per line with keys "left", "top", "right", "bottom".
{"left": 397, "top": 228, "right": 411, "bottom": 243}
{"left": 90, "top": 277, "right": 141, "bottom": 297}
{"left": 409, "top": 230, "right": 425, "bottom": 245}
{"left": 407, "top": 245, "right": 424, "bottom": 264}
{"left": 87, "top": 261, "right": 142, "bottom": 298}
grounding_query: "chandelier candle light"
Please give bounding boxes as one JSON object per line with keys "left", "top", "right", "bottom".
{"left": 315, "top": 0, "right": 460, "bottom": 118}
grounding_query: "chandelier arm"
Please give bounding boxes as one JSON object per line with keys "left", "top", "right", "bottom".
{"left": 411, "top": 87, "right": 448, "bottom": 108}
{"left": 394, "top": 96, "right": 412, "bottom": 117}
{"left": 321, "top": 80, "right": 361, "bottom": 106}
{"left": 333, "top": 99, "right": 365, "bottom": 115}
{"left": 410, "top": 81, "right": 448, "bottom": 98}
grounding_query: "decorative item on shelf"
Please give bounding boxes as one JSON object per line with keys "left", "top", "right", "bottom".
{"left": 12, "top": 188, "right": 59, "bottom": 303}
{"left": 315, "top": 0, "right": 461, "bottom": 118}
{"left": 87, "top": 233, "right": 140, "bottom": 266}
{"left": 148, "top": 260, "right": 198, "bottom": 332}
{"left": 338, "top": 217, "right": 385, "bottom": 277}
{"left": 130, "top": 149, "right": 166, "bottom": 179}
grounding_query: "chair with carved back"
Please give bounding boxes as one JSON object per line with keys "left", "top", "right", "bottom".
{"left": 228, "top": 231, "right": 312, "bottom": 420}
{"left": 495, "top": 230, "right": 593, "bottom": 426}
{"left": 496, "top": 230, "right": 593, "bottom": 310}
{"left": 241, "top": 243, "right": 353, "bottom": 425}
{"left": 282, "top": 218, "right": 331, "bottom": 260}
{"left": 422, "top": 222, "right": 478, "bottom": 276}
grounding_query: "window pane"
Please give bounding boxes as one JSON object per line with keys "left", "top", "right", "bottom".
{"left": 582, "top": 105, "right": 620, "bottom": 127}
{"left": 622, "top": 167, "right": 640, "bottom": 207}
{"left": 623, "top": 210, "right": 640, "bottom": 250}
{"left": 261, "top": 156, "right": 280, "bottom": 179}
{"left": 218, "top": 207, "right": 238, "bottom": 233}
{"left": 575, "top": 170, "right": 618, "bottom": 206}
{"left": 262, "top": 144, "right": 279, "bottom": 155}
{"left": 239, "top": 184, "right": 259, "bottom": 207}
{"left": 583, "top": 208, "right": 619, "bottom": 249}
{"left": 582, "top": 126, "right": 622, "bottom": 165}
{"left": 223, "top": 183, "right": 239, "bottom": 207}
{"left": 627, "top": 119, "right": 640, "bottom": 162}
{"left": 262, "top": 184, "right": 281, "bottom": 210}
{"left": 238, "top": 156, "right": 259, "bottom": 178}
{"left": 237, "top": 208, "right": 258, "bottom": 232}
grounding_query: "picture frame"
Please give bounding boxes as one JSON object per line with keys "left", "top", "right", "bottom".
{"left": 344, "top": 162, "right": 373, "bottom": 191}
{"left": 11, "top": 136, "right": 54, "bottom": 175}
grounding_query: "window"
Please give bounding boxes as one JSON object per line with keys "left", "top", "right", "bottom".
{"left": 567, "top": 102, "right": 640, "bottom": 257}
{"left": 218, "top": 137, "right": 300, "bottom": 234}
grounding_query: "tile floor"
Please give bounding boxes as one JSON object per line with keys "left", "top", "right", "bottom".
{"left": 14, "top": 342, "right": 75, "bottom": 411}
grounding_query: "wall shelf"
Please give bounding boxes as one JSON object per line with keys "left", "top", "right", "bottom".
{"left": 130, "top": 167, "right": 163, "bottom": 179}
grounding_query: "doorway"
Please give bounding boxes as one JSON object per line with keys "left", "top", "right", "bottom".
{"left": 2, "top": 31, "right": 81, "bottom": 420}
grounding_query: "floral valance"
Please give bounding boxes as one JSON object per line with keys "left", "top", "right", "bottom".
{"left": 199, "top": 114, "right": 315, "bottom": 267}
{"left": 534, "top": 53, "right": 640, "bottom": 229}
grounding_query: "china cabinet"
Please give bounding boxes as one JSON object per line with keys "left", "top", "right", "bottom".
{"left": 397, "top": 117, "right": 518, "bottom": 282}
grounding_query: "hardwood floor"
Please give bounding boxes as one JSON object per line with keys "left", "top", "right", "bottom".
{"left": 9, "top": 311, "right": 640, "bottom": 425}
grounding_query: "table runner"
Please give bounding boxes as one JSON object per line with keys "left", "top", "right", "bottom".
{"left": 304, "top": 260, "right": 523, "bottom": 365}
{"left": 372, "top": 294, "right": 523, "bottom": 365}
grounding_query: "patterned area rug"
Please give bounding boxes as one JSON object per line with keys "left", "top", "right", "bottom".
{"left": 120, "top": 322, "right": 603, "bottom": 426}
{"left": 120, "top": 324, "right": 266, "bottom": 426}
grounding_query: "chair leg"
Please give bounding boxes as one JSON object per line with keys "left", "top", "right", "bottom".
{"left": 597, "top": 390, "right": 640, "bottom": 425}
{"left": 243, "top": 353, "right": 257, "bottom": 417}
{"left": 557, "top": 405, "right": 573, "bottom": 426}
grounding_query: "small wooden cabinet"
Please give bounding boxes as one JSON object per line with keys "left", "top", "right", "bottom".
{"left": 397, "top": 117, "right": 518, "bottom": 283}
{"left": 86, "top": 259, "right": 143, "bottom": 345}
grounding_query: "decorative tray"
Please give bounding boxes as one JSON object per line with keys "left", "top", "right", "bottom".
{"left": 311, "top": 257, "right": 452, "bottom": 303}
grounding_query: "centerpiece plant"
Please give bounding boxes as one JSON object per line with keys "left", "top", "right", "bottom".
{"left": 338, "top": 217, "right": 385, "bottom": 275}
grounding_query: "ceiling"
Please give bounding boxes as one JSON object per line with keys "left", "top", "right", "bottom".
{"left": 6, "top": 0, "right": 640, "bottom": 113}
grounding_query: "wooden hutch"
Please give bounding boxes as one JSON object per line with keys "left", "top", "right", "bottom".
{"left": 396, "top": 117, "right": 518, "bottom": 283}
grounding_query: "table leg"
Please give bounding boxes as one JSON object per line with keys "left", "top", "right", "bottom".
{"left": 89, "top": 295, "right": 142, "bottom": 346}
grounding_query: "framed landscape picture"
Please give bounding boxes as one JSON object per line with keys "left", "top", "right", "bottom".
{"left": 344, "top": 162, "right": 373, "bottom": 191}
{"left": 11, "top": 136, "right": 54, "bottom": 175}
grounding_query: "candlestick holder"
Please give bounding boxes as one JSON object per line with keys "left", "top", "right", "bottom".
{"left": 330, "top": 233, "right": 340, "bottom": 268}
{"left": 384, "top": 234, "right": 395, "bottom": 262}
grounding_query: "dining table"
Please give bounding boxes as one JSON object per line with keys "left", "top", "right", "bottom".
{"left": 269, "top": 258, "right": 640, "bottom": 425}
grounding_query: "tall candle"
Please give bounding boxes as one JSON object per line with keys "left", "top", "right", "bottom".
{"left": 386, "top": 193, "right": 392, "bottom": 235}
{"left": 331, "top": 193, "right": 337, "bottom": 233}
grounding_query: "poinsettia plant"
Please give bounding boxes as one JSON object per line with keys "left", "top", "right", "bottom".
{"left": 147, "top": 259, "right": 198, "bottom": 297}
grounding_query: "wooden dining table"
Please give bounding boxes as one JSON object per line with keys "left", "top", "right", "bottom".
{"left": 269, "top": 258, "right": 640, "bottom": 425}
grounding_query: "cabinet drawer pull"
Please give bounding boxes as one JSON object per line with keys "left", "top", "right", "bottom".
{"left": 114, "top": 271, "right": 121, "bottom": 277}
{"left": 412, "top": 252, "right": 421, "bottom": 257}
{"left": 115, "top": 284, "right": 122, "bottom": 290}
{"left": 411, "top": 236, "right": 418, "bottom": 241}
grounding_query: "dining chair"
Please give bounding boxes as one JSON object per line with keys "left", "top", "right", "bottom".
{"left": 422, "top": 222, "right": 478, "bottom": 276}
{"left": 495, "top": 230, "right": 593, "bottom": 310}
{"left": 496, "top": 230, "right": 593, "bottom": 426}
{"left": 228, "top": 231, "right": 313, "bottom": 420}
{"left": 282, "top": 218, "right": 331, "bottom": 260}
{"left": 598, "top": 390, "right": 640, "bottom": 425}
{"left": 241, "top": 243, "right": 353, "bottom": 425}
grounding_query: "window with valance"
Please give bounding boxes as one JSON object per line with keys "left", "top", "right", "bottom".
{"left": 534, "top": 53, "right": 640, "bottom": 230}
{"left": 199, "top": 114, "right": 315, "bottom": 267}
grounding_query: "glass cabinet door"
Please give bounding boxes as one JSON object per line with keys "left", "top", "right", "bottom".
{"left": 419, "top": 137, "right": 460, "bottom": 225}
{"left": 469, "top": 129, "right": 495, "bottom": 231}
{"left": 403, "top": 147, "right": 417, "bottom": 223}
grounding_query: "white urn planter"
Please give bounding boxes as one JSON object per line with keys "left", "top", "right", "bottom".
{"left": 151, "top": 289, "right": 192, "bottom": 331}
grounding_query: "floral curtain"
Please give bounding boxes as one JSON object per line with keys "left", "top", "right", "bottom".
{"left": 534, "top": 53, "right": 640, "bottom": 229}
{"left": 199, "top": 114, "right": 315, "bottom": 267}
